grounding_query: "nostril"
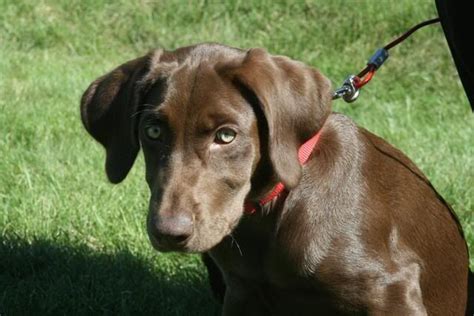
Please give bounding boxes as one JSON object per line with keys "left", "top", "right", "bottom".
{"left": 154, "top": 212, "right": 194, "bottom": 244}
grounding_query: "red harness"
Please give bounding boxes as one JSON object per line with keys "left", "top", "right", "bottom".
{"left": 244, "top": 128, "right": 323, "bottom": 214}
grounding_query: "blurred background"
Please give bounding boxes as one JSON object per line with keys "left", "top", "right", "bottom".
{"left": 0, "top": 0, "right": 472, "bottom": 314}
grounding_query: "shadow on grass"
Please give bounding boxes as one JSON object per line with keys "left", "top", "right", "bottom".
{"left": 0, "top": 238, "right": 220, "bottom": 315}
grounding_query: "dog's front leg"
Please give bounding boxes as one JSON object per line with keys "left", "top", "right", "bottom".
{"left": 366, "top": 264, "right": 428, "bottom": 316}
{"left": 222, "top": 285, "right": 270, "bottom": 316}
{"left": 202, "top": 253, "right": 226, "bottom": 303}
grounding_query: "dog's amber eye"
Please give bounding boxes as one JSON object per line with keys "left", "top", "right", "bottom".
{"left": 145, "top": 125, "right": 161, "bottom": 140}
{"left": 215, "top": 128, "right": 236, "bottom": 144}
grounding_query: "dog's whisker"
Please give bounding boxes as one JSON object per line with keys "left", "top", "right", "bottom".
{"left": 130, "top": 111, "right": 144, "bottom": 118}
{"left": 229, "top": 233, "right": 243, "bottom": 256}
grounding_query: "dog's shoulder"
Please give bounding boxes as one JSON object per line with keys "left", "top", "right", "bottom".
{"left": 358, "top": 125, "right": 429, "bottom": 182}
{"left": 324, "top": 112, "right": 433, "bottom": 185}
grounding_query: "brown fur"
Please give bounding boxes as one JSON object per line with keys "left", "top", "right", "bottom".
{"left": 81, "top": 43, "right": 471, "bottom": 315}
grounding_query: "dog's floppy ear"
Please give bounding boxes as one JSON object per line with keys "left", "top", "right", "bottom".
{"left": 80, "top": 50, "right": 171, "bottom": 183}
{"left": 230, "top": 48, "right": 332, "bottom": 188}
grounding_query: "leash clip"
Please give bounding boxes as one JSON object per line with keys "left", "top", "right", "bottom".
{"left": 333, "top": 75, "right": 360, "bottom": 103}
{"left": 331, "top": 17, "right": 440, "bottom": 104}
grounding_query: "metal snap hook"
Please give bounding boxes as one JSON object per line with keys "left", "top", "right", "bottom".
{"left": 333, "top": 75, "right": 360, "bottom": 103}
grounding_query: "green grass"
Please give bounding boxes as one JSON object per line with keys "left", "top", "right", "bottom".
{"left": 0, "top": 0, "right": 472, "bottom": 314}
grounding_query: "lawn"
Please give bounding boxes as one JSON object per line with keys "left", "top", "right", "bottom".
{"left": 0, "top": 0, "right": 472, "bottom": 315}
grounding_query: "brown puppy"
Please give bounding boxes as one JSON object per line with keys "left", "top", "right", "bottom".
{"left": 81, "top": 43, "right": 472, "bottom": 315}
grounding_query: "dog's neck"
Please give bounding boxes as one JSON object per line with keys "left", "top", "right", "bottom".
{"left": 236, "top": 113, "right": 366, "bottom": 239}
{"left": 243, "top": 128, "right": 324, "bottom": 215}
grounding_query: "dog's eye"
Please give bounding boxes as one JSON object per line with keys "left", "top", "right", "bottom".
{"left": 145, "top": 125, "right": 162, "bottom": 140}
{"left": 215, "top": 128, "right": 236, "bottom": 144}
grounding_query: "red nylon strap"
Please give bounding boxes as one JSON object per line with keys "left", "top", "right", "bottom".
{"left": 244, "top": 128, "right": 323, "bottom": 214}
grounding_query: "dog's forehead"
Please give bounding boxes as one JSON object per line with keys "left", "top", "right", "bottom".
{"left": 155, "top": 55, "right": 250, "bottom": 131}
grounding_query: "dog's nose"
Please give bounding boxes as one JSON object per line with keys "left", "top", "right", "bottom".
{"left": 152, "top": 213, "right": 194, "bottom": 244}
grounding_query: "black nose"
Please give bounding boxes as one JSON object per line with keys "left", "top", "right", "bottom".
{"left": 151, "top": 213, "right": 194, "bottom": 245}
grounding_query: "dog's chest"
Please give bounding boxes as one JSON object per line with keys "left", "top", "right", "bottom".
{"left": 211, "top": 213, "right": 369, "bottom": 314}
{"left": 213, "top": 237, "right": 357, "bottom": 315}
{"left": 211, "top": 215, "right": 334, "bottom": 292}
{"left": 211, "top": 218, "right": 294, "bottom": 280}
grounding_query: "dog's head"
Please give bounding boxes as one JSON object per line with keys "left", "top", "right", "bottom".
{"left": 81, "top": 43, "right": 331, "bottom": 252}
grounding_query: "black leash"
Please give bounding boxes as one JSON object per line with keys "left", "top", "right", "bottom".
{"left": 333, "top": 18, "right": 441, "bottom": 103}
